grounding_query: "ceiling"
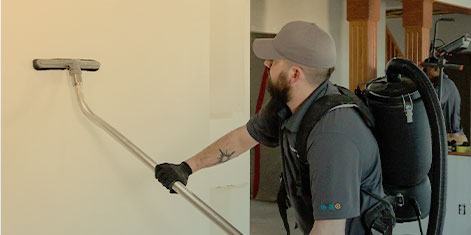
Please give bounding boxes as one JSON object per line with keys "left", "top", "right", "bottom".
{"left": 384, "top": 0, "right": 471, "bottom": 18}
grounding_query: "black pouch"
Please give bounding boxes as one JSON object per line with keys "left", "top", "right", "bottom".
{"left": 361, "top": 191, "right": 396, "bottom": 235}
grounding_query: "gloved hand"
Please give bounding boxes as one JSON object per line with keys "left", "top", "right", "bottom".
{"left": 155, "top": 162, "right": 193, "bottom": 193}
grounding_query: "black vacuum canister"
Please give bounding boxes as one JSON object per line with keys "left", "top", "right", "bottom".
{"left": 364, "top": 74, "right": 432, "bottom": 221}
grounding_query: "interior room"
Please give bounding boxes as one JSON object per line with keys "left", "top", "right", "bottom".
{"left": 249, "top": 1, "right": 470, "bottom": 235}
{"left": 2, "top": 0, "right": 470, "bottom": 235}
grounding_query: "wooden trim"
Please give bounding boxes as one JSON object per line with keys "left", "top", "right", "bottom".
{"left": 349, "top": 21, "right": 378, "bottom": 90}
{"left": 403, "top": 0, "right": 433, "bottom": 65}
{"left": 449, "top": 152, "right": 471, "bottom": 157}
{"left": 403, "top": 0, "right": 433, "bottom": 28}
{"left": 404, "top": 26, "right": 430, "bottom": 64}
{"left": 347, "top": 0, "right": 380, "bottom": 21}
{"left": 386, "top": 9, "right": 403, "bottom": 18}
{"left": 347, "top": 0, "right": 380, "bottom": 90}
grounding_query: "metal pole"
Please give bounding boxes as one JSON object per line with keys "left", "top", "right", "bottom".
{"left": 69, "top": 63, "right": 242, "bottom": 235}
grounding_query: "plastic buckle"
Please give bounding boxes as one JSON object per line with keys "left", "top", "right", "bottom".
{"left": 396, "top": 193, "right": 405, "bottom": 207}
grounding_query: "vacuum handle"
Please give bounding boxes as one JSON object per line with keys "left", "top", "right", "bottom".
{"left": 422, "top": 62, "right": 464, "bottom": 71}
{"left": 72, "top": 73, "right": 242, "bottom": 235}
{"left": 443, "top": 63, "right": 464, "bottom": 71}
{"left": 171, "top": 182, "right": 243, "bottom": 235}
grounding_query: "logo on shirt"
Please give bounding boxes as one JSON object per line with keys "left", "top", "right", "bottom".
{"left": 320, "top": 202, "right": 342, "bottom": 211}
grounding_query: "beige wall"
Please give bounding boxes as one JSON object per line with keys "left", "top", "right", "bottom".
{"left": 251, "top": 0, "right": 331, "bottom": 33}
{"left": 2, "top": 0, "right": 249, "bottom": 234}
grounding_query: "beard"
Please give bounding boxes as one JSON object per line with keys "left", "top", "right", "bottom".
{"left": 267, "top": 71, "right": 290, "bottom": 104}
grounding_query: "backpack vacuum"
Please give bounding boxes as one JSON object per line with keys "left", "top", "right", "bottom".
{"left": 277, "top": 58, "right": 447, "bottom": 235}
{"left": 362, "top": 58, "right": 447, "bottom": 235}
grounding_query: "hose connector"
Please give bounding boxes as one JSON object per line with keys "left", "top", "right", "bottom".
{"left": 69, "top": 60, "right": 83, "bottom": 86}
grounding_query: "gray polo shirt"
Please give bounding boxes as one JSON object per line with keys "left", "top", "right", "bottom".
{"left": 435, "top": 74, "right": 462, "bottom": 133}
{"left": 247, "top": 81, "right": 384, "bottom": 235}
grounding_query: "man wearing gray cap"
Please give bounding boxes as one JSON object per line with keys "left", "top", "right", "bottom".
{"left": 155, "top": 21, "right": 384, "bottom": 235}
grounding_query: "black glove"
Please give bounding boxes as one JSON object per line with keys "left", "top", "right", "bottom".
{"left": 155, "top": 162, "right": 193, "bottom": 193}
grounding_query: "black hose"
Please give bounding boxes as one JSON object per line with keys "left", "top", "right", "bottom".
{"left": 411, "top": 199, "right": 424, "bottom": 235}
{"left": 385, "top": 58, "right": 447, "bottom": 235}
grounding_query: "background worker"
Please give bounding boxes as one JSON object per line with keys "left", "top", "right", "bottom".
{"left": 423, "top": 57, "right": 468, "bottom": 145}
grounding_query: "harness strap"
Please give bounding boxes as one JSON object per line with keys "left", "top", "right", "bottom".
{"left": 277, "top": 177, "right": 290, "bottom": 235}
{"left": 277, "top": 85, "right": 381, "bottom": 234}
{"left": 295, "top": 85, "right": 375, "bottom": 163}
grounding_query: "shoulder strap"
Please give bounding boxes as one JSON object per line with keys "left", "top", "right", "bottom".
{"left": 295, "top": 86, "right": 375, "bottom": 163}
{"left": 337, "top": 86, "right": 375, "bottom": 129}
{"left": 277, "top": 177, "right": 291, "bottom": 235}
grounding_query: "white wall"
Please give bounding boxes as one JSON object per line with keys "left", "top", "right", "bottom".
{"left": 387, "top": 16, "right": 406, "bottom": 54}
{"left": 378, "top": 0, "right": 388, "bottom": 77}
{"left": 441, "top": 0, "right": 471, "bottom": 8}
{"left": 2, "top": 0, "right": 250, "bottom": 234}
{"left": 393, "top": 155, "right": 471, "bottom": 235}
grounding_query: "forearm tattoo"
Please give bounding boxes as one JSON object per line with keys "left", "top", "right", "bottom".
{"left": 218, "top": 149, "right": 235, "bottom": 163}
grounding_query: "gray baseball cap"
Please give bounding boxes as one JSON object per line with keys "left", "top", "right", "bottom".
{"left": 253, "top": 21, "right": 336, "bottom": 68}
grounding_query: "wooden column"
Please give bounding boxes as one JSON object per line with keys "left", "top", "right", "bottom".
{"left": 403, "top": 0, "right": 433, "bottom": 65}
{"left": 347, "top": 0, "right": 380, "bottom": 90}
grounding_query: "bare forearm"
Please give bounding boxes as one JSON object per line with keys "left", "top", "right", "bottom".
{"left": 185, "top": 125, "right": 258, "bottom": 173}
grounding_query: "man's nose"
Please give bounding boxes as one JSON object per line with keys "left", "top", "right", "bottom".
{"left": 264, "top": 60, "right": 273, "bottom": 68}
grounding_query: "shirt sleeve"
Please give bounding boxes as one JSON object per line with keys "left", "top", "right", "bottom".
{"left": 246, "top": 98, "right": 287, "bottom": 147}
{"left": 307, "top": 131, "right": 361, "bottom": 220}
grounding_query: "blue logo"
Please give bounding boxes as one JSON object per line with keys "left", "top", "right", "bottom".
{"left": 320, "top": 202, "right": 342, "bottom": 211}
{"left": 320, "top": 204, "right": 328, "bottom": 211}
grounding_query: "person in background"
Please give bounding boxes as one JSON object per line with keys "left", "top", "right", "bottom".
{"left": 423, "top": 57, "right": 468, "bottom": 146}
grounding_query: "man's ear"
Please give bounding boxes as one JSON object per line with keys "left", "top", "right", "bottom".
{"left": 288, "top": 65, "right": 303, "bottom": 85}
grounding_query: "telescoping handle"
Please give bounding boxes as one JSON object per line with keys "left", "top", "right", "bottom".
{"left": 67, "top": 62, "right": 243, "bottom": 235}
{"left": 422, "top": 62, "right": 464, "bottom": 71}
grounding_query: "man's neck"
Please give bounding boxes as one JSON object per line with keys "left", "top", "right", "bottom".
{"left": 287, "top": 83, "right": 318, "bottom": 113}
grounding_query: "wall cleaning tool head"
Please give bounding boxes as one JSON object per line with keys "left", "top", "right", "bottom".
{"left": 33, "top": 58, "right": 101, "bottom": 86}
{"left": 33, "top": 58, "right": 100, "bottom": 71}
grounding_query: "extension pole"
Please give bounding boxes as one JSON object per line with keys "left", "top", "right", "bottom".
{"left": 67, "top": 62, "right": 242, "bottom": 235}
